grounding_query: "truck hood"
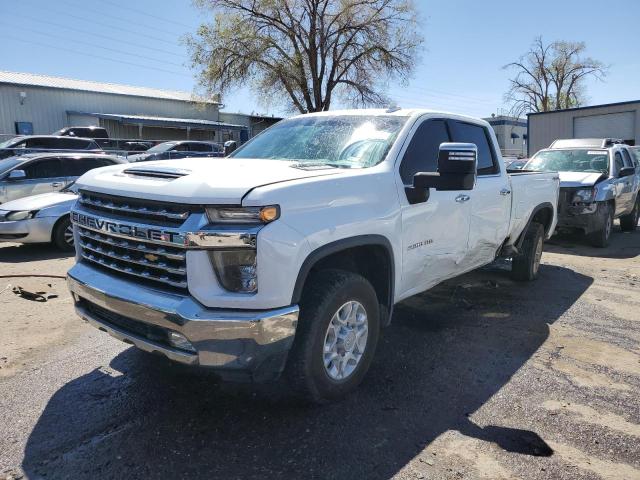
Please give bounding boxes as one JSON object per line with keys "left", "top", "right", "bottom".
{"left": 0, "top": 192, "right": 78, "bottom": 211}
{"left": 74, "top": 158, "right": 342, "bottom": 204}
{"left": 558, "top": 171, "right": 607, "bottom": 188}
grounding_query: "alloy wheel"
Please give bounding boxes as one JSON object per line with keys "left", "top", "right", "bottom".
{"left": 323, "top": 301, "right": 369, "bottom": 381}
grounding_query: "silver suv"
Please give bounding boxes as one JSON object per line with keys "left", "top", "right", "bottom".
{"left": 525, "top": 139, "right": 640, "bottom": 247}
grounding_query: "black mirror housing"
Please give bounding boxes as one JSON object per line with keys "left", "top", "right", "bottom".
{"left": 618, "top": 166, "right": 635, "bottom": 178}
{"left": 413, "top": 143, "right": 478, "bottom": 191}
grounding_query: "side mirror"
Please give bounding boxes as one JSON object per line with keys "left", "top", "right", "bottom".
{"left": 224, "top": 140, "right": 237, "bottom": 156}
{"left": 8, "top": 169, "right": 26, "bottom": 181}
{"left": 618, "top": 166, "right": 635, "bottom": 178}
{"left": 413, "top": 143, "right": 478, "bottom": 191}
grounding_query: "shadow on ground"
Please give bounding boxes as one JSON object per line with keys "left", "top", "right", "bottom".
{"left": 0, "top": 243, "right": 72, "bottom": 263}
{"left": 22, "top": 264, "right": 592, "bottom": 479}
{"left": 546, "top": 224, "right": 640, "bottom": 259}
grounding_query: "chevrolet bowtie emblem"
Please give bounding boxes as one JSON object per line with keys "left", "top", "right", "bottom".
{"left": 144, "top": 253, "right": 159, "bottom": 262}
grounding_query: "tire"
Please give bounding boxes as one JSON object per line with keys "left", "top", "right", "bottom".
{"left": 511, "top": 222, "right": 544, "bottom": 282}
{"left": 52, "top": 216, "right": 75, "bottom": 252}
{"left": 285, "top": 269, "right": 380, "bottom": 404}
{"left": 588, "top": 203, "right": 613, "bottom": 248}
{"left": 620, "top": 197, "right": 640, "bottom": 232}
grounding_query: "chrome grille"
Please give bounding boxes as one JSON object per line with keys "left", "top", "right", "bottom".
{"left": 78, "top": 190, "right": 193, "bottom": 226}
{"left": 77, "top": 226, "right": 187, "bottom": 290}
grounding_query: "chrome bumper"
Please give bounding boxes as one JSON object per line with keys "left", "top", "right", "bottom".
{"left": 68, "top": 263, "right": 299, "bottom": 381}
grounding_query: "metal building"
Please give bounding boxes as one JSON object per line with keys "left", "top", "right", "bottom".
{"left": 0, "top": 71, "right": 281, "bottom": 143}
{"left": 527, "top": 100, "right": 640, "bottom": 156}
{"left": 483, "top": 115, "right": 528, "bottom": 158}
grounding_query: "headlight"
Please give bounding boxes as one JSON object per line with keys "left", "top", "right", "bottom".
{"left": 5, "top": 210, "right": 37, "bottom": 221}
{"left": 572, "top": 188, "right": 596, "bottom": 203}
{"left": 209, "top": 250, "right": 257, "bottom": 293}
{"left": 206, "top": 205, "right": 279, "bottom": 224}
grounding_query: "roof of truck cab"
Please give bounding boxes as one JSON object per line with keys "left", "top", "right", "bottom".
{"left": 293, "top": 108, "right": 490, "bottom": 124}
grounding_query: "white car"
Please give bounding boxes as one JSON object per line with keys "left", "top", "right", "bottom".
{"left": 0, "top": 184, "right": 78, "bottom": 251}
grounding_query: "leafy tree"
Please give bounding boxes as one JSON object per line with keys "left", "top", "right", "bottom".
{"left": 504, "top": 37, "right": 608, "bottom": 116}
{"left": 186, "top": 0, "right": 422, "bottom": 112}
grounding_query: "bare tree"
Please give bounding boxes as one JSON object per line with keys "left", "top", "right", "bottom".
{"left": 504, "top": 37, "right": 608, "bottom": 117}
{"left": 186, "top": 0, "right": 422, "bottom": 113}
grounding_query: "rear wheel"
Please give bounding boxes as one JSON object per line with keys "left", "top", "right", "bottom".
{"left": 588, "top": 203, "right": 613, "bottom": 248}
{"left": 285, "top": 269, "right": 380, "bottom": 403}
{"left": 52, "top": 216, "right": 75, "bottom": 252}
{"left": 620, "top": 198, "right": 640, "bottom": 232}
{"left": 511, "top": 222, "right": 544, "bottom": 281}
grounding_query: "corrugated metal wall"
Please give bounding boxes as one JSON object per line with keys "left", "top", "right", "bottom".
{"left": 0, "top": 84, "right": 220, "bottom": 135}
{"left": 528, "top": 102, "right": 640, "bottom": 155}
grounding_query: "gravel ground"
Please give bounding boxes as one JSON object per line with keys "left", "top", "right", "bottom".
{"left": 0, "top": 225, "right": 639, "bottom": 480}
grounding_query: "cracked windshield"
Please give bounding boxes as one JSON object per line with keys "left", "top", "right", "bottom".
{"left": 231, "top": 115, "right": 409, "bottom": 168}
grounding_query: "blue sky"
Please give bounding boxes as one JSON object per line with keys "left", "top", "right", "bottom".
{"left": 1, "top": 0, "right": 638, "bottom": 118}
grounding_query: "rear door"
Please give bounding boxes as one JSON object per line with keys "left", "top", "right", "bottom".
{"left": 449, "top": 120, "right": 510, "bottom": 269}
{"left": 619, "top": 149, "right": 637, "bottom": 213}
{"left": 5, "top": 157, "right": 64, "bottom": 202}
{"left": 397, "top": 117, "right": 472, "bottom": 297}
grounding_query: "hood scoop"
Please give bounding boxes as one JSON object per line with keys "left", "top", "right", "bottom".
{"left": 123, "top": 166, "right": 192, "bottom": 179}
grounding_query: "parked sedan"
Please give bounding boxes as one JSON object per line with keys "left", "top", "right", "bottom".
{"left": 127, "top": 141, "right": 223, "bottom": 162}
{"left": 0, "top": 135, "right": 102, "bottom": 159}
{"left": 0, "top": 153, "right": 125, "bottom": 204}
{"left": 0, "top": 183, "right": 79, "bottom": 250}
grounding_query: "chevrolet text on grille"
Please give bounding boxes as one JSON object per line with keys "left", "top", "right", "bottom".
{"left": 70, "top": 211, "right": 257, "bottom": 249}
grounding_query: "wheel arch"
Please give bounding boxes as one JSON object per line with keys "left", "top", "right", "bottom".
{"left": 515, "top": 202, "right": 555, "bottom": 249}
{"left": 292, "top": 235, "right": 395, "bottom": 327}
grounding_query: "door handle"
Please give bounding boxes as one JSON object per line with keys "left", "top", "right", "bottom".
{"left": 51, "top": 182, "right": 63, "bottom": 187}
{"left": 455, "top": 194, "right": 470, "bottom": 203}
{"left": 500, "top": 188, "right": 511, "bottom": 196}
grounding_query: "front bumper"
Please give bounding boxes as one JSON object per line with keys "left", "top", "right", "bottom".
{"left": 68, "top": 262, "right": 299, "bottom": 382}
{"left": 557, "top": 202, "right": 605, "bottom": 234}
{"left": 0, "top": 217, "right": 56, "bottom": 243}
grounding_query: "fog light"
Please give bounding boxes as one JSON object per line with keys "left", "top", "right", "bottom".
{"left": 167, "top": 331, "right": 196, "bottom": 353}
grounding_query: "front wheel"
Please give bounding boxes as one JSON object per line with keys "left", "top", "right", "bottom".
{"left": 285, "top": 269, "right": 380, "bottom": 403}
{"left": 511, "top": 222, "right": 544, "bottom": 281}
{"left": 620, "top": 198, "right": 639, "bottom": 232}
{"left": 588, "top": 203, "right": 613, "bottom": 248}
{"left": 52, "top": 216, "right": 75, "bottom": 252}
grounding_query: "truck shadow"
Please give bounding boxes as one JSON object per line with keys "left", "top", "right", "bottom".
{"left": 22, "top": 264, "right": 592, "bottom": 479}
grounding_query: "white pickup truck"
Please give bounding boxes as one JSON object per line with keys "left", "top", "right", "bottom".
{"left": 67, "top": 109, "right": 559, "bottom": 402}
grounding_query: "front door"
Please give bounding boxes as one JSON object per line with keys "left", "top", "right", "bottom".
{"left": 5, "top": 158, "right": 64, "bottom": 203}
{"left": 396, "top": 118, "right": 471, "bottom": 298}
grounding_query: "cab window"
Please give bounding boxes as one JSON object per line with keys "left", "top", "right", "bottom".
{"left": 448, "top": 121, "right": 499, "bottom": 175}
{"left": 399, "top": 119, "right": 450, "bottom": 184}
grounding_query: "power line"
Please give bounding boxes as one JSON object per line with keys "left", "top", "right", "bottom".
{"left": 100, "top": 0, "right": 195, "bottom": 29}
{"left": 3, "top": 11, "right": 188, "bottom": 60}
{"left": 0, "top": 33, "right": 193, "bottom": 78}
{"left": 20, "top": 0, "right": 186, "bottom": 50}
{"left": 56, "top": 0, "right": 189, "bottom": 36}
{"left": 0, "top": 21, "right": 187, "bottom": 69}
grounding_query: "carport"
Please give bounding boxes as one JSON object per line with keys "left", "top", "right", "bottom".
{"left": 66, "top": 111, "right": 248, "bottom": 141}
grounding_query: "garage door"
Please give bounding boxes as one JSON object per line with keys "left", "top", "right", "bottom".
{"left": 574, "top": 111, "right": 635, "bottom": 141}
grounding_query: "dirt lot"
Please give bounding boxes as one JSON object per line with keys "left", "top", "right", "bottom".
{"left": 1, "top": 225, "right": 639, "bottom": 480}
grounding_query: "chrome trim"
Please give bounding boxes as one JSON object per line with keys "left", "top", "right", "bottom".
{"left": 80, "top": 251, "right": 188, "bottom": 289}
{"left": 78, "top": 229, "right": 185, "bottom": 261}
{"left": 68, "top": 263, "right": 299, "bottom": 374}
{"left": 78, "top": 238, "right": 187, "bottom": 275}
{"left": 185, "top": 227, "right": 259, "bottom": 249}
{"left": 79, "top": 192, "right": 189, "bottom": 221}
